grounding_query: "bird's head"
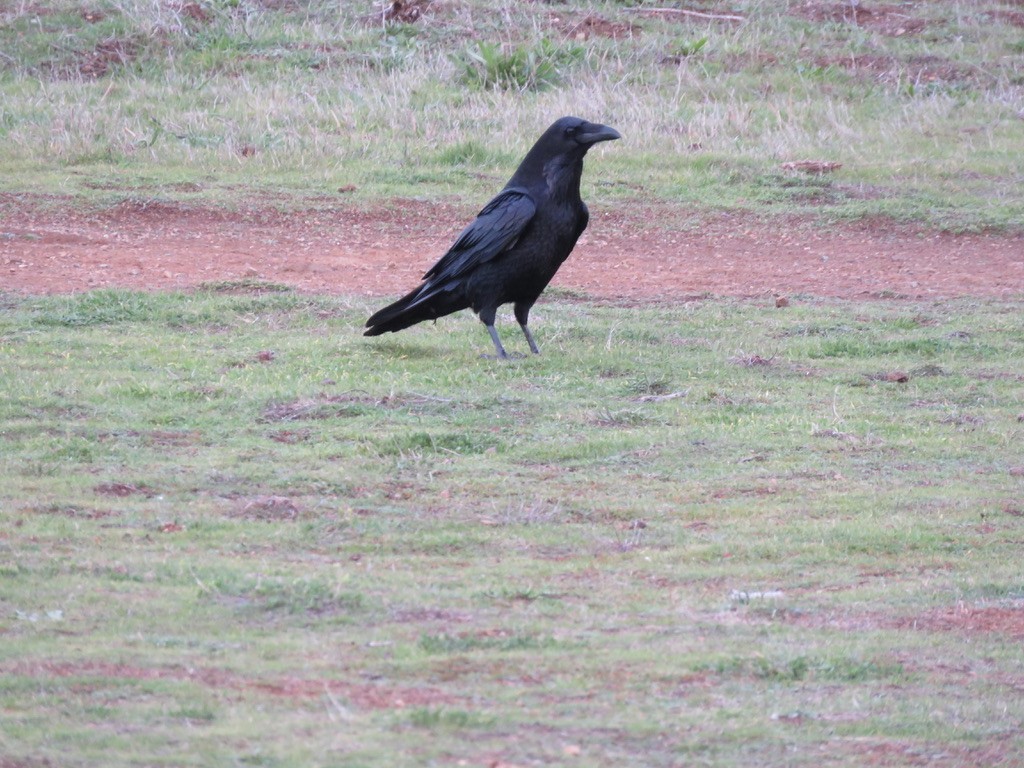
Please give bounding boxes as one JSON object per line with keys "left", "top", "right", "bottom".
{"left": 545, "top": 116, "right": 622, "bottom": 153}
{"left": 509, "top": 116, "right": 620, "bottom": 194}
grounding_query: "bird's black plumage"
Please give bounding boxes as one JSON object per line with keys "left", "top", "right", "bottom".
{"left": 364, "top": 116, "right": 620, "bottom": 358}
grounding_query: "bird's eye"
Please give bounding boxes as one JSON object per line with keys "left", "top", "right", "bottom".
{"left": 564, "top": 125, "right": 578, "bottom": 138}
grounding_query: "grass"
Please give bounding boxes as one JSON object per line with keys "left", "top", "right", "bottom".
{"left": 2, "top": 1, "right": 1023, "bottom": 764}
{"left": 2, "top": 289, "right": 1024, "bottom": 766}
{"left": 0, "top": 0, "right": 1022, "bottom": 229}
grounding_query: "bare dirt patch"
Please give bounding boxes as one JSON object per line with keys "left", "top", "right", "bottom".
{"left": 382, "top": 0, "right": 433, "bottom": 24}
{"left": 2, "top": 195, "right": 1022, "bottom": 300}
{"left": 94, "top": 482, "right": 154, "bottom": 497}
{"left": 553, "top": 13, "right": 640, "bottom": 40}
{"left": 828, "top": 735, "right": 1017, "bottom": 767}
{"left": 177, "top": 1, "right": 212, "bottom": 24}
{"left": 77, "top": 38, "right": 140, "bottom": 79}
{"left": 989, "top": 9, "right": 1024, "bottom": 27}
{"left": 898, "top": 604, "right": 1024, "bottom": 639}
{"left": 4, "top": 658, "right": 459, "bottom": 709}
{"left": 818, "top": 52, "right": 972, "bottom": 85}
{"left": 233, "top": 495, "right": 303, "bottom": 522}
{"left": 777, "top": 602, "right": 1024, "bottom": 640}
{"left": 795, "top": 3, "right": 928, "bottom": 36}
{"left": 33, "top": 504, "right": 118, "bottom": 520}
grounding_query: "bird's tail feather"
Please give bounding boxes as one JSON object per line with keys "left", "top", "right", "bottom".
{"left": 364, "top": 282, "right": 464, "bottom": 336}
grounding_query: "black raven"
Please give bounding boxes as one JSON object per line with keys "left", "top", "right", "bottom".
{"left": 364, "top": 116, "right": 620, "bottom": 358}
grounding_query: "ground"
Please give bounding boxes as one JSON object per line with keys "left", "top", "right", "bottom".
{"left": 4, "top": 194, "right": 1024, "bottom": 766}
{"left": 2, "top": 195, "right": 1021, "bottom": 300}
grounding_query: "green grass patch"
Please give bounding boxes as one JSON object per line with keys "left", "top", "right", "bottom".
{"left": 0, "top": 1, "right": 1022, "bottom": 229}
{"left": 2, "top": 290, "right": 1024, "bottom": 765}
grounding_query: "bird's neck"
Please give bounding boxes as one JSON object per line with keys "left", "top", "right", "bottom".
{"left": 542, "top": 155, "right": 584, "bottom": 203}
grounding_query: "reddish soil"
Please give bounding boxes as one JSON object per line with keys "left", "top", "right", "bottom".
{"left": 777, "top": 603, "right": 1024, "bottom": 640}
{"left": 383, "top": 0, "right": 432, "bottom": 24}
{"left": 553, "top": 12, "right": 641, "bottom": 40}
{"left": 897, "top": 604, "right": 1024, "bottom": 639}
{"left": 816, "top": 52, "right": 973, "bottom": 85}
{"left": 3, "top": 658, "right": 458, "bottom": 709}
{"left": 828, "top": 736, "right": 1017, "bottom": 767}
{"left": 1, "top": 195, "right": 1021, "bottom": 300}
{"left": 795, "top": 2, "right": 929, "bottom": 37}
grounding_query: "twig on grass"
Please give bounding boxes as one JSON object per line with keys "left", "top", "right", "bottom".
{"left": 832, "top": 387, "right": 844, "bottom": 423}
{"left": 635, "top": 389, "right": 689, "bottom": 403}
{"left": 606, "top": 321, "right": 620, "bottom": 351}
{"left": 406, "top": 391, "right": 455, "bottom": 403}
{"left": 323, "top": 685, "right": 354, "bottom": 722}
{"left": 623, "top": 8, "right": 744, "bottom": 22}
{"left": 189, "top": 565, "right": 213, "bottom": 595}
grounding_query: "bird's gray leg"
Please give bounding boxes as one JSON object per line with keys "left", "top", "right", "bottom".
{"left": 519, "top": 324, "right": 540, "bottom": 355}
{"left": 478, "top": 306, "right": 510, "bottom": 359}
{"left": 486, "top": 324, "right": 509, "bottom": 359}
{"left": 514, "top": 303, "right": 540, "bottom": 355}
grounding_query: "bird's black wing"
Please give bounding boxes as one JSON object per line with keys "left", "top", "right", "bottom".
{"left": 423, "top": 187, "right": 536, "bottom": 283}
{"left": 364, "top": 187, "right": 537, "bottom": 334}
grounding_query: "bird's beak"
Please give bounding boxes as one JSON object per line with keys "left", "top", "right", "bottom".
{"left": 579, "top": 123, "right": 621, "bottom": 145}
